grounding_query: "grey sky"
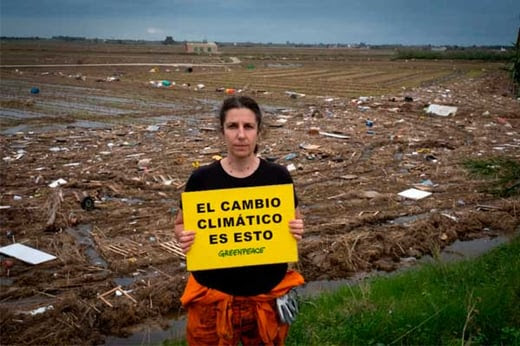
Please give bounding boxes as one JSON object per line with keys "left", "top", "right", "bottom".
{"left": 1, "top": 0, "right": 519, "bottom": 45}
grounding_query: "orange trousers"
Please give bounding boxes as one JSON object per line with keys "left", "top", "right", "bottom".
{"left": 181, "top": 271, "right": 304, "bottom": 346}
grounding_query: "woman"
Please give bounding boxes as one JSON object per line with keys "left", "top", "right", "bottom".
{"left": 174, "top": 96, "right": 305, "bottom": 345}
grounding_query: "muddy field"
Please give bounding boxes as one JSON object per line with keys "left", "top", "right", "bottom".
{"left": 1, "top": 42, "right": 519, "bottom": 345}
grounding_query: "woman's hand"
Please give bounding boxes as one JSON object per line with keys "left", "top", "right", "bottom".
{"left": 174, "top": 210, "right": 195, "bottom": 254}
{"left": 289, "top": 218, "right": 304, "bottom": 241}
{"left": 289, "top": 208, "right": 304, "bottom": 241}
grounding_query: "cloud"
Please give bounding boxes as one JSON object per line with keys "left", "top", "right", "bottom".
{"left": 147, "top": 27, "right": 164, "bottom": 35}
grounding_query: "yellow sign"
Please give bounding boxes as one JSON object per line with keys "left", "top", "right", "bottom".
{"left": 181, "top": 184, "right": 297, "bottom": 271}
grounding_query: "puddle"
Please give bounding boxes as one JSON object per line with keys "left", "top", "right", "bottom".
{"left": 103, "top": 234, "right": 517, "bottom": 344}
{"left": 105, "top": 315, "right": 187, "bottom": 346}
{"left": 388, "top": 212, "right": 430, "bottom": 225}
{"left": 113, "top": 276, "right": 138, "bottom": 288}
{"left": 0, "top": 277, "right": 14, "bottom": 286}
{"left": 421, "top": 235, "right": 511, "bottom": 263}
{"left": 66, "top": 224, "right": 108, "bottom": 268}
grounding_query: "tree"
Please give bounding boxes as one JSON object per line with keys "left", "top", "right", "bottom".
{"left": 163, "top": 36, "right": 175, "bottom": 45}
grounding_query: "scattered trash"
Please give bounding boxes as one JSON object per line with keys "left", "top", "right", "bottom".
{"left": 425, "top": 104, "right": 458, "bottom": 116}
{"left": 413, "top": 179, "right": 436, "bottom": 191}
{"left": 299, "top": 143, "right": 320, "bottom": 151}
{"left": 308, "top": 127, "right": 320, "bottom": 135}
{"left": 286, "top": 163, "right": 297, "bottom": 172}
{"left": 398, "top": 188, "right": 432, "bottom": 200}
{"left": 319, "top": 131, "right": 350, "bottom": 139}
{"left": 340, "top": 174, "right": 358, "bottom": 180}
{"left": 98, "top": 285, "right": 137, "bottom": 307}
{"left": 146, "top": 125, "right": 160, "bottom": 132}
{"left": 225, "top": 88, "right": 236, "bottom": 95}
{"left": 137, "top": 158, "right": 151, "bottom": 170}
{"left": 404, "top": 96, "right": 414, "bottom": 102}
{"left": 24, "top": 305, "right": 54, "bottom": 316}
{"left": 81, "top": 196, "right": 95, "bottom": 211}
{"left": 285, "top": 91, "right": 305, "bottom": 98}
{"left": 48, "top": 178, "right": 67, "bottom": 188}
{"left": 284, "top": 153, "right": 298, "bottom": 160}
{"left": 30, "top": 87, "right": 40, "bottom": 94}
{"left": 365, "top": 119, "right": 374, "bottom": 128}
{"left": 0, "top": 243, "right": 57, "bottom": 265}
{"left": 1, "top": 258, "right": 15, "bottom": 276}
{"left": 424, "top": 154, "right": 438, "bottom": 163}
{"left": 149, "top": 67, "right": 159, "bottom": 73}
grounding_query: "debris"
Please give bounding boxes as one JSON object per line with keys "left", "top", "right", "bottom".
{"left": 299, "top": 143, "right": 320, "bottom": 151}
{"left": 425, "top": 104, "right": 458, "bottom": 116}
{"left": 48, "top": 178, "right": 67, "bottom": 188}
{"left": 340, "top": 174, "right": 358, "bottom": 180}
{"left": 30, "top": 87, "right": 40, "bottom": 94}
{"left": 319, "top": 131, "right": 350, "bottom": 139}
{"left": 285, "top": 91, "right": 305, "bottom": 98}
{"left": 0, "top": 243, "right": 57, "bottom": 265}
{"left": 398, "top": 188, "right": 432, "bottom": 200}
{"left": 225, "top": 88, "right": 236, "bottom": 95}
{"left": 284, "top": 153, "right": 298, "bottom": 160}
{"left": 24, "top": 305, "right": 54, "bottom": 316}
{"left": 98, "top": 285, "right": 137, "bottom": 307}
{"left": 1, "top": 258, "right": 15, "bottom": 276}
{"left": 137, "top": 158, "right": 151, "bottom": 170}
{"left": 146, "top": 125, "right": 160, "bottom": 132}
{"left": 158, "top": 240, "right": 185, "bottom": 258}
{"left": 81, "top": 196, "right": 95, "bottom": 211}
{"left": 286, "top": 163, "right": 297, "bottom": 172}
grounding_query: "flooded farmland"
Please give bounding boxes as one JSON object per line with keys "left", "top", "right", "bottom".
{"left": 1, "top": 41, "right": 519, "bottom": 345}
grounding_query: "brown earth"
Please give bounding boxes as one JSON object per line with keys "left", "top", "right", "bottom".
{"left": 0, "top": 42, "right": 519, "bottom": 345}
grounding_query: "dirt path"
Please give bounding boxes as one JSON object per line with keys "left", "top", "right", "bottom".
{"left": 0, "top": 57, "right": 241, "bottom": 69}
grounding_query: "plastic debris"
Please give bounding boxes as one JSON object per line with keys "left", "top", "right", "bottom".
{"left": 285, "top": 91, "right": 305, "bottom": 98}
{"left": 398, "top": 188, "right": 432, "bottom": 200}
{"left": 0, "top": 243, "right": 57, "bottom": 265}
{"left": 425, "top": 104, "right": 458, "bottom": 116}
{"left": 49, "top": 178, "right": 67, "bottom": 188}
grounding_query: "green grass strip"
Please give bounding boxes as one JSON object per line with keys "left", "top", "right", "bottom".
{"left": 288, "top": 236, "right": 520, "bottom": 346}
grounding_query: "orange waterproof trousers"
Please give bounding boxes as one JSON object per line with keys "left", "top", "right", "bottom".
{"left": 180, "top": 271, "right": 304, "bottom": 346}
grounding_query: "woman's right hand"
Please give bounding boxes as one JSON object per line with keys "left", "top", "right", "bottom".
{"left": 174, "top": 210, "right": 196, "bottom": 254}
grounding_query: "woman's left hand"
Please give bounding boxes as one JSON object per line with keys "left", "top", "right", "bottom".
{"left": 289, "top": 218, "right": 304, "bottom": 241}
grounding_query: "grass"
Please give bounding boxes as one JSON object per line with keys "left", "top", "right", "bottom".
{"left": 287, "top": 236, "right": 520, "bottom": 345}
{"left": 462, "top": 157, "right": 520, "bottom": 197}
{"left": 163, "top": 237, "right": 520, "bottom": 346}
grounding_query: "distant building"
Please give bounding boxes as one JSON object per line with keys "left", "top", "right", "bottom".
{"left": 431, "top": 46, "right": 447, "bottom": 52}
{"left": 184, "top": 42, "right": 218, "bottom": 54}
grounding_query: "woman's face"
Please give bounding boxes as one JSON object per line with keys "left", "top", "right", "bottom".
{"left": 222, "top": 107, "right": 259, "bottom": 159}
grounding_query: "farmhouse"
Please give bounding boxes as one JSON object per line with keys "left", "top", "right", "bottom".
{"left": 184, "top": 41, "right": 218, "bottom": 54}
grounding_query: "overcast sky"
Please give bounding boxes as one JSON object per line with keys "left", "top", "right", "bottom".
{"left": 1, "top": 0, "right": 519, "bottom": 46}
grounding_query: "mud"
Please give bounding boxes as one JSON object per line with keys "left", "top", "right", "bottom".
{"left": 0, "top": 43, "right": 519, "bottom": 345}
